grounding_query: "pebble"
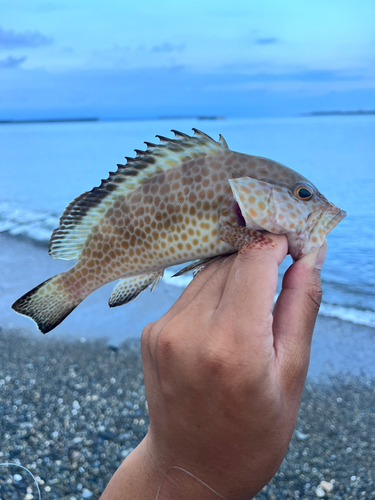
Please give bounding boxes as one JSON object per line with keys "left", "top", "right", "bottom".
{"left": 294, "top": 429, "right": 309, "bottom": 440}
{"left": 82, "top": 489, "right": 93, "bottom": 498}
{"left": 320, "top": 480, "right": 334, "bottom": 493}
{"left": 315, "top": 485, "right": 325, "bottom": 497}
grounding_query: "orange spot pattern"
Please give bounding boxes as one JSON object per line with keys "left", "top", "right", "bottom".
{"left": 53, "top": 137, "right": 327, "bottom": 309}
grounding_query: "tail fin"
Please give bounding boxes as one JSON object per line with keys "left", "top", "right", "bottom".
{"left": 12, "top": 274, "right": 82, "bottom": 333}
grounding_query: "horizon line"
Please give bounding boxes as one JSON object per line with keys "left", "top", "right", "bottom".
{"left": 1, "top": 110, "right": 375, "bottom": 125}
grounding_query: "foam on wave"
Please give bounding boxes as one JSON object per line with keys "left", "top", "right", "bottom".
{"left": 319, "top": 303, "right": 375, "bottom": 328}
{"left": 0, "top": 202, "right": 58, "bottom": 244}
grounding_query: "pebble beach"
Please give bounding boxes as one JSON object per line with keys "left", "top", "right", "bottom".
{"left": 0, "top": 328, "right": 374, "bottom": 500}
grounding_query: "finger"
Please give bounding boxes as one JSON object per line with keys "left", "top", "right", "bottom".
{"left": 272, "top": 242, "right": 327, "bottom": 387}
{"left": 144, "top": 255, "right": 236, "bottom": 369}
{"left": 216, "top": 234, "right": 288, "bottom": 337}
{"left": 149, "top": 254, "right": 235, "bottom": 334}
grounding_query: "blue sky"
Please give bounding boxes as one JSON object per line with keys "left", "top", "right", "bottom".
{"left": 0, "top": 0, "right": 374, "bottom": 119}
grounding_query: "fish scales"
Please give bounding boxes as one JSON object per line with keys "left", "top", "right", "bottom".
{"left": 12, "top": 129, "right": 346, "bottom": 333}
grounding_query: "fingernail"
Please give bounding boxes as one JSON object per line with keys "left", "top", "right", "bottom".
{"left": 315, "top": 241, "right": 328, "bottom": 270}
{"left": 300, "top": 241, "right": 328, "bottom": 270}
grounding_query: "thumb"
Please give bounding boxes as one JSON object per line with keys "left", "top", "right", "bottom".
{"left": 272, "top": 242, "right": 327, "bottom": 388}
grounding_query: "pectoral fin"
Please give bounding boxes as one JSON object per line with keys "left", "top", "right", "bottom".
{"left": 108, "top": 271, "right": 163, "bottom": 307}
{"left": 219, "top": 223, "right": 276, "bottom": 253}
{"left": 172, "top": 256, "right": 226, "bottom": 277}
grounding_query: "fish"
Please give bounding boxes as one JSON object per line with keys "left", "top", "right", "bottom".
{"left": 12, "top": 128, "right": 346, "bottom": 334}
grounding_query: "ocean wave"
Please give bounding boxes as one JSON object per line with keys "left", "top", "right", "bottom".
{"left": 318, "top": 303, "right": 375, "bottom": 328}
{"left": 0, "top": 202, "right": 57, "bottom": 243}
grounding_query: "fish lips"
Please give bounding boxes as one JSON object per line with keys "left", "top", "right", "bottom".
{"left": 325, "top": 208, "right": 347, "bottom": 234}
{"left": 288, "top": 206, "right": 346, "bottom": 261}
{"left": 311, "top": 206, "right": 346, "bottom": 243}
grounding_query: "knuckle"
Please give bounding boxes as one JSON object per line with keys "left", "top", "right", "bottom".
{"left": 203, "top": 346, "right": 237, "bottom": 374}
{"left": 156, "top": 329, "right": 174, "bottom": 359}
{"left": 202, "top": 323, "right": 253, "bottom": 382}
{"left": 305, "top": 273, "right": 323, "bottom": 310}
{"left": 155, "top": 315, "right": 185, "bottom": 363}
{"left": 140, "top": 321, "right": 157, "bottom": 356}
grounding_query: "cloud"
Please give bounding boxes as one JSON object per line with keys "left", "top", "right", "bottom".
{"left": 1, "top": 65, "right": 374, "bottom": 121}
{"left": 0, "top": 55, "right": 27, "bottom": 69}
{"left": 255, "top": 37, "right": 278, "bottom": 45}
{"left": 0, "top": 25, "right": 53, "bottom": 49}
{"left": 152, "top": 42, "right": 185, "bottom": 53}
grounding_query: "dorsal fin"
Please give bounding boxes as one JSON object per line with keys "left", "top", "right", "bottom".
{"left": 49, "top": 129, "right": 228, "bottom": 260}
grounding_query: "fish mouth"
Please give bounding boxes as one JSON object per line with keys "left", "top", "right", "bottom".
{"left": 325, "top": 209, "right": 347, "bottom": 235}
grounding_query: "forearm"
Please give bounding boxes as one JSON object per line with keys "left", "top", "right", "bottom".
{"left": 99, "top": 437, "right": 234, "bottom": 500}
{"left": 99, "top": 441, "right": 155, "bottom": 500}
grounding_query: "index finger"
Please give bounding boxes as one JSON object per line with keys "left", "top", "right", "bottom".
{"left": 216, "top": 234, "right": 288, "bottom": 334}
{"left": 148, "top": 254, "right": 233, "bottom": 334}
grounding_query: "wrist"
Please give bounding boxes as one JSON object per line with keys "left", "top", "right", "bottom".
{"left": 140, "top": 433, "right": 260, "bottom": 500}
{"left": 140, "top": 434, "right": 229, "bottom": 500}
{"left": 155, "top": 466, "right": 227, "bottom": 500}
{"left": 100, "top": 434, "right": 247, "bottom": 500}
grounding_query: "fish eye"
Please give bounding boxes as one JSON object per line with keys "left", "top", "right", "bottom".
{"left": 293, "top": 184, "right": 314, "bottom": 201}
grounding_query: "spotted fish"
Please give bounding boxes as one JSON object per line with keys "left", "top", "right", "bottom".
{"left": 12, "top": 129, "right": 346, "bottom": 333}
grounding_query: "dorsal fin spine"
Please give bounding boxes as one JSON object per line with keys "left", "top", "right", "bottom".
{"left": 155, "top": 135, "right": 173, "bottom": 142}
{"left": 171, "top": 129, "right": 190, "bottom": 138}
{"left": 219, "top": 134, "right": 229, "bottom": 149}
{"left": 192, "top": 128, "right": 216, "bottom": 143}
{"left": 49, "top": 129, "right": 228, "bottom": 260}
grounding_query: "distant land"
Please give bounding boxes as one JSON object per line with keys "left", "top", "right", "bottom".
{"left": 0, "top": 117, "right": 99, "bottom": 125}
{"left": 1, "top": 111, "right": 374, "bottom": 125}
{"left": 302, "top": 110, "right": 375, "bottom": 116}
{"left": 159, "top": 115, "right": 225, "bottom": 120}
{"left": 0, "top": 115, "right": 225, "bottom": 125}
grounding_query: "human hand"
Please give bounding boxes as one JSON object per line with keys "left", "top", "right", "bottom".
{"left": 100, "top": 235, "right": 327, "bottom": 500}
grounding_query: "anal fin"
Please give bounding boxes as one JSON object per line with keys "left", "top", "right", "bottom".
{"left": 108, "top": 271, "right": 163, "bottom": 307}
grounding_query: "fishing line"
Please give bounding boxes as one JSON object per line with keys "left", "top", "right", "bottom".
{"left": 155, "top": 466, "right": 228, "bottom": 500}
{"left": 0, "top": 462, "right": 42, "bottom": 500}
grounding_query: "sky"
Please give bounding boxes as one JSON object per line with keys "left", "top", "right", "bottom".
{"left": 0, "top": 0, "right": 374, "bottom": 119}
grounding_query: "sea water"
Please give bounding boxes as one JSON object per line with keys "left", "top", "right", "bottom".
{"left": 0, "top": 116, "right": 374, "bottom": 328}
